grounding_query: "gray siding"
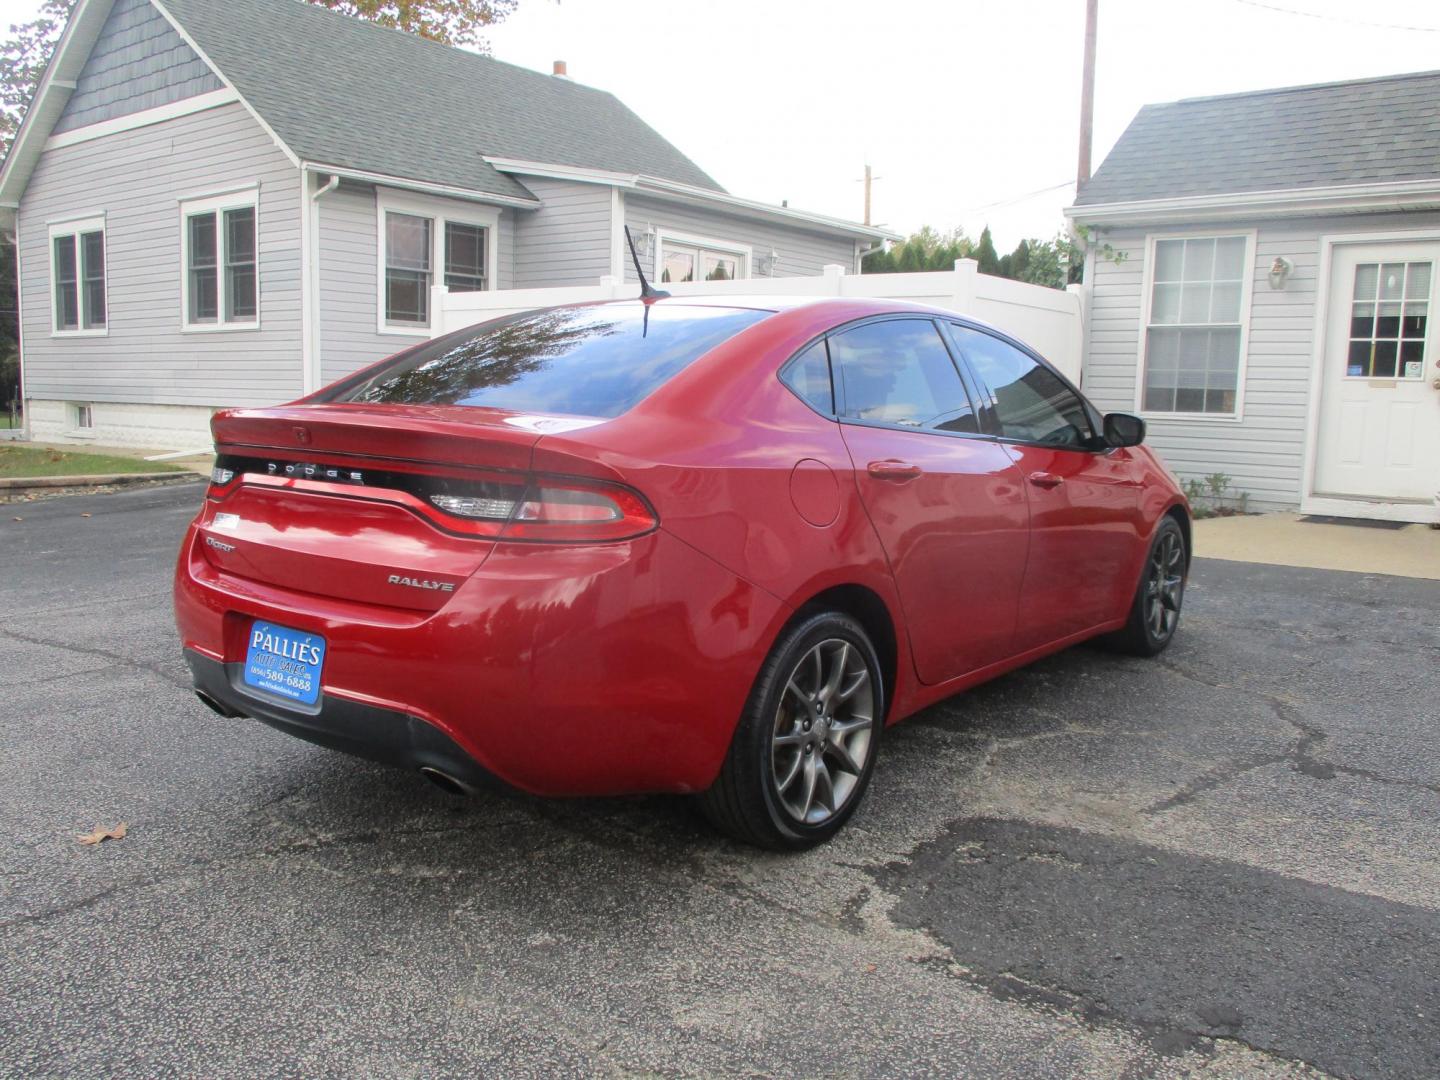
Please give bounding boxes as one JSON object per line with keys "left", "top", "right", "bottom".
{"left": 316, "top": 183, "right": 516, "bottom": 385}
{"left": 623, "top": 195, "right": 856, "bottom": 283}
{"left": 54, "top": 0, "right": 223, "bottom": 134}
{"left": 1081, "top": 210, "right": 1440, "bottom": 511}
{"left": 19, "top": 102, "right": 303, "bottom": 407}
{"left": 511, "top": 177, "right": 613, "bottom": 288}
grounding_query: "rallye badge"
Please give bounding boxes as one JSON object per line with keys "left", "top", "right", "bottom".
{"left": 387, "top": 575, "right": 457, "bottom": 593}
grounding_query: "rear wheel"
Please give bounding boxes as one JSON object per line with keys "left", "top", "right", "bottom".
{"left": 1102, "top": 516, "right": 1187, "bottom": 656}
{"left": 698, "top": 612, "right": 882, "bottom": 850}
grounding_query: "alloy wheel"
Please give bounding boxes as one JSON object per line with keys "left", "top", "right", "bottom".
{"left": 1144, "top": 530, "right": 1185, "bottom": 641}
{"left": 770, "top": 638, "right": 875, "bottom": 825}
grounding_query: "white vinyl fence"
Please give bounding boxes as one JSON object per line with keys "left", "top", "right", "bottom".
{"left": 432, "top": 258, "right": 1088, "bottom": 383}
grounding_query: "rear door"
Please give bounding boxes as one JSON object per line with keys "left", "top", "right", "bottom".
{"left": 828, "top": 317, "right": 1030, "bottom": 685}
{"left": 945, "top": 323, "right": 1146, "bottom": 651}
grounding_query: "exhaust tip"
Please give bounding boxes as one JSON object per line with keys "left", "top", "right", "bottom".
{"left": 195, "top": 689, "right": 242, "bottom": 718}
{"left": 419, "top": 766, "right": 472, "bottom": 797}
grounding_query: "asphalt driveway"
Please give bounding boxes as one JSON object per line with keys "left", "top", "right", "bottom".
{"left": 2, "top": 482, "right": 1438, "bottom": 1079}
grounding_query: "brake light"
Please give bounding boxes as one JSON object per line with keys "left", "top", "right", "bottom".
{"left": 501, "top": 480, "right": 657, "bottom": 542}
{"left": 206, "top": 452, "right": 655, "bottom": 543}
{"left": 430, "top": 477, "right": 654, "bottom": 542}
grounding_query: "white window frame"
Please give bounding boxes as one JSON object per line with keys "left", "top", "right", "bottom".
{"left": 179, "top": 185, "right": 260, "bottom": 333}
{"left": 652, "top": 229, "right": 751, "bottom": 285}
{"left": 48, "top": 215, "right": 108, "bottom": 337}
{"left": 69, "top": 402, "right": 96, "bottom": 437}
{"left": 1135, "top": 229, "right": 1257, "bottom": 423}
{"left": 376, "top": 189, "right": 500, "bottom": 336}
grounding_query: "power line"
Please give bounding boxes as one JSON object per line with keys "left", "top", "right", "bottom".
{"left": 957, "top": 180, "right": 1074, "bottom": 216}
{"left": 1232, "top": 0, "right": 1440, "bottom": 33}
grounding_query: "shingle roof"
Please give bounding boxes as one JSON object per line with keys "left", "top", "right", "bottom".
{"left": 159, "top": 0, "right": 723, "bottom": 200}
{"left": 1074, "top": 69, "right": 1440, "bottom": 206}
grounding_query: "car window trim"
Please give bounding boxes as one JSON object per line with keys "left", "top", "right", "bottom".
{"left": 940, "top": 318, "right": 1107, "bottom": 453}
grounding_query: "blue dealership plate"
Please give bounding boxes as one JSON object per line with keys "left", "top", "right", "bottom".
{"left": 243, "top": 621, "right": 327, "bottom": 706}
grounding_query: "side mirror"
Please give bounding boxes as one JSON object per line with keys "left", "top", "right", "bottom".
{"left": 1103, "top": 412, "right": 1146, "bottom": 448}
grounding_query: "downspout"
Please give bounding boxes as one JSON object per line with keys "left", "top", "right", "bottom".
{"left": 300, "top": 171, "right": 339, "bottom": 395}
{"left": 855, "top": 240, "right": 881, "bottom": 274}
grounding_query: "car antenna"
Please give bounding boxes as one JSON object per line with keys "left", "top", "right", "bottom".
{"left": 625, "top": 225, "right": 670, "bottom": 302}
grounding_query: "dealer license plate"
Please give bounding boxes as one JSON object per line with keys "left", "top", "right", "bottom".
{"left": 243, "top": 621, "right": 326, "bottom": 706}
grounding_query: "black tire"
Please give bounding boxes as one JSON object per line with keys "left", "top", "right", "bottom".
{"left": 1101, "top": 515, "right": 1188, "bottom": 657}
{"left": 697, "top": 611, "right": 883, "bottom": 851}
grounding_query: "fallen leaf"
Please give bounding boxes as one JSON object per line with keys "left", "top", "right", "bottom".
{"left": 77, "top": 823, "right": 127, "bottom": 845}
{"left": 80, "top": 512, "right": 91, "bottom": 518}
{"left": 11, "top": 516, "right": 21, "bottom": 522}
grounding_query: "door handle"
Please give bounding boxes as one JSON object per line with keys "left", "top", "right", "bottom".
{"left": 1028, "top": 471, "right": 1064, "bottom": 488}
{"left": 867, "top": 460, "right": 922, "bottom": 480}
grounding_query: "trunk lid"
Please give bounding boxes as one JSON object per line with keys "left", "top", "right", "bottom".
{"left": 200, "top": 404, "right": 570, "bottom": 610}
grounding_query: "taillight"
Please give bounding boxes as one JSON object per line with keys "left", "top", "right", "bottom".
{"left": 500, "top": 479, "right": 657, "bottom": 542}
{"left": 429, "top": 476, "right": 655, "bottom": 543}
{"left": 206, "top": 452, "right": 656, "bottom": 543}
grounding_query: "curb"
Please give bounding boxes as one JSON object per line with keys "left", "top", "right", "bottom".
{"left": 0, "top": 471, "right": 199, "bottom": 492}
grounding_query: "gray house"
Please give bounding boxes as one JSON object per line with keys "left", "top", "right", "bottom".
{"left": 1066, "top": 71, "right": 1440, "bottom": 524}
{"left": 0, "top": 0, "right": 892, "bottom": 448}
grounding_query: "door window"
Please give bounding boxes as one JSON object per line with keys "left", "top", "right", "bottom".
{"left": 949, "top": 325, "right": 1092, "bottom": 447}
{"left": 828, "top": 319, "right": 977, "bottom": 433}
{"left": 1347, "top": 261, "right": 1430, "bottom": 379}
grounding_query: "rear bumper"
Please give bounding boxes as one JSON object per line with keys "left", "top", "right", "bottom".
{"left": 174, "top": 522, "right": 789, "bottom": 796}
{"left": 185, "top": 650, "right": 496, "bottom": 792}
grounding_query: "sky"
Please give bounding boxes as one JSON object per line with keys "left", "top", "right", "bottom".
{"left": 5, "top": 0, "right": 1440, "bottom": 247}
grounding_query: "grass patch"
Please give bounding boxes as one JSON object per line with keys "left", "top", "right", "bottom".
{"left": 0, "top": 444, "right": 184, "bottom": 479}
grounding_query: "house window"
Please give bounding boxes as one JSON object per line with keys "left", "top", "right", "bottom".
{"left": 181, "top": 191, "right": 258, "bottom": 330}
{"left": 378, "top": 196, "right": 496, "bottom": 333}
{"left": 444, "top": 222, "right": 487, "bottom": 292}
{"left": 49, "top": 218, "right": 106, "bottom": 334}
{"left": 656, "top": 235, "right": 748, "bottom": 283}
{"left": 384, "top": 212, "right": 432, "bottom": 325}
{"left": 1141, "top": 235, "right": 1251, "bottom": 416}
{"left": 73, "top": 403, "right": 93, "bottom": 430}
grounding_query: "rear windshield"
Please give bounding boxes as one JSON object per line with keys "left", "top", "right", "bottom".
{"left": 323, "top": 303, "right": 769, "bottom": 418}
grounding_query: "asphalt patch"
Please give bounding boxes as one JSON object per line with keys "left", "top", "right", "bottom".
{"left": 880, "top": 817, "right": 1440, "bottom": 1079}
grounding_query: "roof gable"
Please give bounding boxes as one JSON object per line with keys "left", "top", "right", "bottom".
{"left": 1074, "top": 69, "right": 1440, "bottom": 208}
{"left": 155, "top": 0, "right": 723, "bottom": 201}
{"left": 55, "top": 0, "right": 221, "bottom": 134}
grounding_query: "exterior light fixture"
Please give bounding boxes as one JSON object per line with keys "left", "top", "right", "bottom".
{"left": 1268, "top": 256, "right": 1294, "bottom": 289}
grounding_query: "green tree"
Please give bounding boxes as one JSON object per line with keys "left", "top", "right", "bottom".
{"left": 973, "top": 227, "right": 1000, "bottom": 276}
{"left": 0, "top": 0, "right": 69, "bottom": 152}
{"left": 864, "top": 225, "right": 1087, "bottom": 290}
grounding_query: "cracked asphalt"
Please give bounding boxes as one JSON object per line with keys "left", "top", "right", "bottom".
{"left": 2, "top": 482, "right": 1438, "bottom": 1079}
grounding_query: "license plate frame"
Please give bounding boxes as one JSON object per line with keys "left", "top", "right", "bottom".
{"left": 242, "top": 620, "right": 327, "bottom": 707}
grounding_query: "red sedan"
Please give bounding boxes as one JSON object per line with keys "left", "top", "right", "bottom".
{"left": 175, "top": 296, "right": 1190, "bottom": 849}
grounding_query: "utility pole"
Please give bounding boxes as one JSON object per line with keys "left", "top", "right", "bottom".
{"left": 1077, "top": 0, "right": 1098, "bottom": 187}
{"left": 863, "top": 163, "right": 873, "bottom": 226}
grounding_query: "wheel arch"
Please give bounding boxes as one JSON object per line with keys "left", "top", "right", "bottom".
{"left": 792, "top": 583, "right": 899, "bottom": 721}
{"left": 1163, "top": 501, "right": 1193, "bottom": 569}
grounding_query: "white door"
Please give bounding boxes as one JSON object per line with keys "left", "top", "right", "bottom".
{"left": 1313, "top": 242, "right": 1440, "bottom": 518}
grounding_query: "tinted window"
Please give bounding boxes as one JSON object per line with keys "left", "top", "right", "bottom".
{"left": 829, "top": 319, "right": 977, "bottom": 433}
{"left": 949, "top": 325, "right": 1091, "bottom": 447}
{"left": 782, "top": 340, "right": 834, "bottom": 413}
{"left": 327, "top": 303, "right": 768, "bottom": 418}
